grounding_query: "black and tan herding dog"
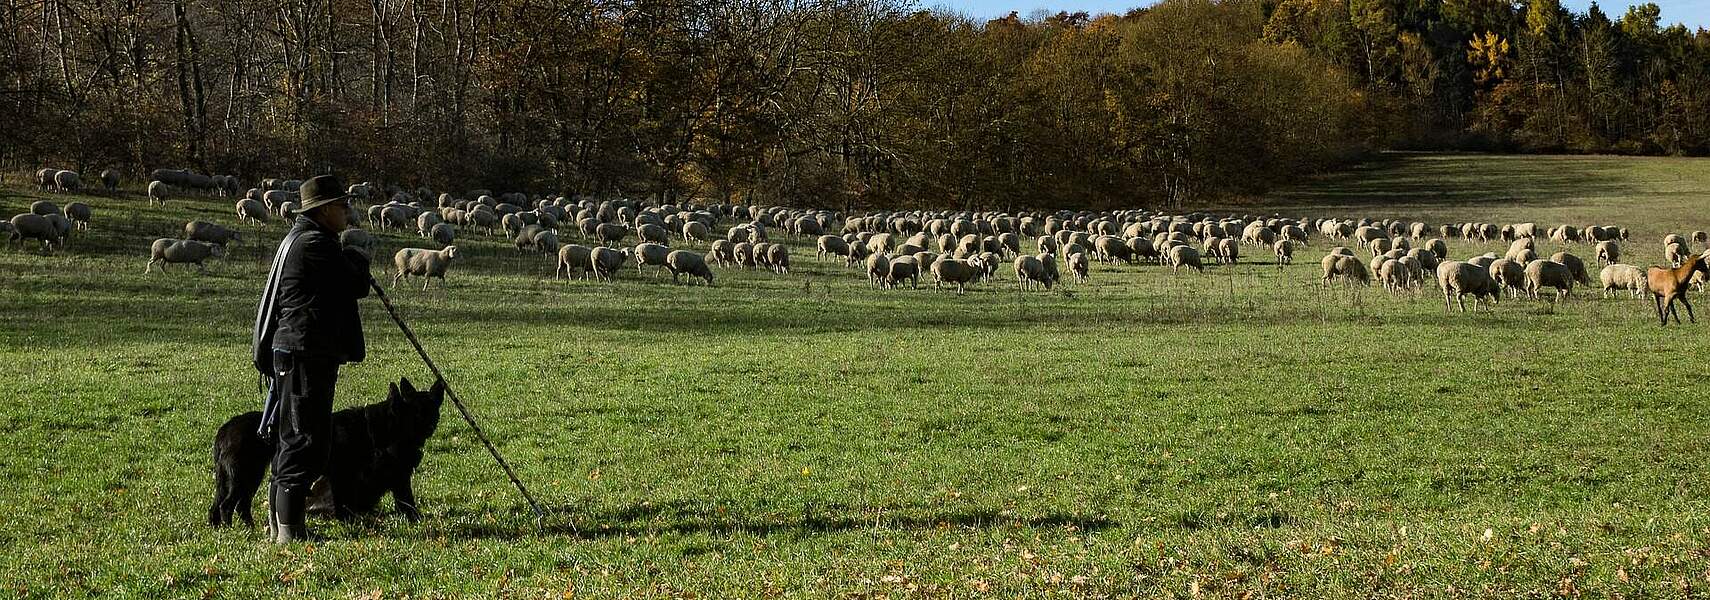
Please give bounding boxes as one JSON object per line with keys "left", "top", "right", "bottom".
{"left": 208, "top": 377, "right": 445, "bottom": 527}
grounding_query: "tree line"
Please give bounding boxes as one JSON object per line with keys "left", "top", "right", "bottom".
{"left": 1, "top": 0, "right": 1704, "bottom": 210}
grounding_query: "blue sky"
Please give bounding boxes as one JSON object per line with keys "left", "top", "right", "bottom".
{"left": 927, "top": 0, "right": 1710, "bottom": 29}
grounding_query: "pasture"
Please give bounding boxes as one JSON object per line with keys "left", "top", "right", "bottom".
{"left": 3, "top": 152, "right": 1710, "bottom": 598}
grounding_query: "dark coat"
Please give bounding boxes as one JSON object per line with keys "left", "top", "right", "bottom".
{"left": 253, "top": 216, "right": 372, "bottom": 372}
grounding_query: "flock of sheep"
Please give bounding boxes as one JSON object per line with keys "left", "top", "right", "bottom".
{"left": 8, "top": 169, "right": 1709, "bottom": 324}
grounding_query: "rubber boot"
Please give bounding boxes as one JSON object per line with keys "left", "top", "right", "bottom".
{"left": 273, "top": 484, "right": 313, "bottom": 544}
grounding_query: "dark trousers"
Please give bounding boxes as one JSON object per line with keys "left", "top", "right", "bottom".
{"left": 270, "top": 350, "right": 340, "bottom": 495}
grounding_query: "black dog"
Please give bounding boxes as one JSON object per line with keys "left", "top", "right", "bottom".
{"left": 208, "top": 377, "right": 445, "bottom": 527}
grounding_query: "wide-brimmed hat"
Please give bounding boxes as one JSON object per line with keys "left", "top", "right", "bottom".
{"left": 297, "top": 175, "right": 349, "bottom": 212}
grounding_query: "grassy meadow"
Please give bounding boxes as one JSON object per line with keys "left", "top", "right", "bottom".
{"left": 3, "top": 152, "right": 1710, "bottom": 598}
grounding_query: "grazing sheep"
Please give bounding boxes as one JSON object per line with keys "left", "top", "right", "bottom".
{"left": 866, "top": 252, "right": 892, "bottom": 288}
{"left": 526, "top": 229, "right": 560, "bottom": 257}
{"left": 9, "top": 214, "right": 62, "bottom": 251}
{"left": 392, "top": 246, "right": 461, "bottom": 290}
{"left": 931, "top": 256, "right": 983, "bottom": 293}
{"left": 1273, "top": 239, "right": 1293, "bottom": 265}
{"left": 1489, "top": 258, "right": 1526, "bottom": 297}
{"left": 888, "top": 255, "right": 920, "bottom": 289}
{"left": 418, "top": 212, "right": 444, "bottom": 238}
{"left": 1321, "top": 254, "right": 1368, "bottom": 286}
{"left": 638, "top": 223, "right": 671, "bottom": 245}
{"left": 53, "top": 170, "right": 81, "bottom": 193}
{"left": 63, "top": 202, "right": 92, "bottom": 231}
{"left": 1168, "top": 245, "right": 1204, "bottom": 274}
{"left": 99, "top": 169, "right": 120, "bottom": 192}
{"left": 235, "top": 199, "right": 270, "bottom": 226}
{"left": 422, "top": 222, "right": 452, "bottom": 246}
{"left": 1599, "top": 264, "right": 1648, "bottom": 298}
{"left": 590, "top": 246, "right": 632, "bottom": 282}
{"left": 148, "top": 181, "right": 169, "bottom": 206}
{"left": 339, "top": 228, "right": 378, "bottom": 258}
{"left": 30, "top": 201, "right": 58, "bottom": 217}
{"left": 1217, "top": 238, "right": 1239, "bottom": 264}
{"left": 146, "top": 238, "right": 225, "bottom": 273}
{"left": 1549, "top": 252, "right": 1592, "bottom": 286}
{"left": 708, "top": 239, "right": 736, "bottom": 267}
{"left": 1665, "top": 242, "right": 1689, "bottom": 267}
{"left": 1596, "top": 241, "right": 1620, "bottom": 266}
{"left": 1377, "top": 259, "right": 1411, "bottom": 291}
{"left": 733, "top": 242, "right": 756, "bottom": 267}
{"left": 664, "top": 250, "right": 715, "bottom": 285}
{"left": 595, "top": 223, "right": 628, "bottom": 247}
{"left": 556, "top": 244, "right": 595, "bottom": 280}
{"left": 1014, "top": 255, "right": 1053, "bottom": 290}
{"left": 184, "top": 221, "right": 242, "bottom": 246}
{"left": 682, "top": 221, "right": 711, "bottom": 243}
{"left": 766, "top": 243, "right": 790, "bottom": 274}
{"left": 1467, "top": 253, "right": 1498, "bottom": 269}
{"left": 1524, "top": 259, "right": 1574, "bottom": 301}
{"left": 816, "top": 235, "right": 851, "bottom": 263}
{"left": 1438, "top": 261, "right": 1500, "bottom": 312}
{"left": 633, "top": 242, "right": 672, "bottom": 275}
{"left": 1068, "top": 252, "right": 1090, "bottom": 283}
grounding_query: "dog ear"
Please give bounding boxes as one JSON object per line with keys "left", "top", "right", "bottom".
{"left": 400, "top": 377, "right": 417, "bottom": 396}
{"left": 430, "top": 377, "right": 446, "bottom": 396}
{"left": 388, "top": 381, "right": 401, "bottom": 401}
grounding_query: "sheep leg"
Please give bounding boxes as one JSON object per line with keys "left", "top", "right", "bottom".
{"left": 145, "top": 259, "right": 156, "bottom": 274}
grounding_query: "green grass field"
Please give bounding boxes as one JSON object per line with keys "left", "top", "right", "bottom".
{"left": 4, "top": 152, "right": 1710, "bottom": 598}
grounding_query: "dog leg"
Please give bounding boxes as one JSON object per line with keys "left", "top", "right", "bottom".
{"left": 394, "top": 474, "right": 421, "bottom": 522}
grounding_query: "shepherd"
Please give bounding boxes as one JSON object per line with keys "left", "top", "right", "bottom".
{"left": 251, "top": 174, "right": 371, "bottom": 543}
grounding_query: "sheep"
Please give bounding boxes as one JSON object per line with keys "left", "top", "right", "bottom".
{"left": 418, "top": 212, "right": 444, "bottom": 238}
{"left": 1168, "top": 245, "right": 1204, "bottom": 274}
{"left": 1014, "top": 255, "right": 1053, "bottom": 290}
{"left": 63, "top": 203, "right": 92, "bottom": 231}
{"left": 1549, "top": 252, "right": 1591, "bottom": 286}
{"left": 1273, "top": 239, "right": 1293, "bottom": 265}
{"left": 9, "top": 214, "right": 62, "bottom": 251}
{"left": 634, "top": 242, "right": 672, "bottom": 276}
{"left": 148, "top": 181, "right": 169, "bottom": 206}
{"left": 590, "top": 246, "right": 632, "bottom": 282}
{"left": 1488, "top": 258, "right": 1526, "bottom": 297}
{"left": 529, "top": 229, "right": 560, "bottom": 257}
{"left": 339, "top": 228, "right": 378, "bottom": 259}
{"left": 682, "top": 221, "right": 711, "bottom": 243}
{"left": 637, "top": 223, "right": 671, "bottom": 245}
{"left": 1665, "top": 242, "right": 1689, "bottom": 267}
{"left": 931, "top": 256, "right": 983, "bottom": 293}
{"left": 1437, "top": 261, "right": 1500, "bottom": 312}
{"left": 1467, "top": 253, "right": 1498, "bottom": 269}
{"left": 664, "top": 250, "right": 715, "bottom": 285}
{"left": 556, "top": 244, "right": 594, "bottom": 280}
{"left": 1524, "top": 259, "right": 1574, "bottom": 301}
{"left": 1217, "top": 238, "right": 1240, "bottom": 264}
{"left": 595, "top": 223, "right": 628, "bottom": 247}
{"left": 866, "top": 252, "right": 892, "bottom": 288}
{"left": 888, "top": 255, "right": 920, "bottom": 289}
{"left": 30, "top": 201, "right": 58, "bottom": 216}
{"left": 1599, "top": 264, "right": 1648, "bottom": 298}
{"left": 423, "top": 222, "right": 453, "bottom": 246}
{"left": 392, "top": 246, "right": 461, "bottom": 290}
{"left": 1377, "top": 259, "right": 1411, "bottom": 291}
{"left": 817, "top": 235, "right": 851, "bottom": 263}
{"left": 1596, "top": 241, "right": 1620, "bottom": 266}
{"left": 733, "top": 242, "right": 756, "bottom": 267}
{"left": 100, "top": 169, "right": 120, "bottom": 192}
{"left": 184, "top": 221, "right": 242, "bottom": 246}
{"left": 232, "top": 199, "right": 270, "bottom": 227}
{"left": 1321, "top": 254, "right": 1368, "bottom": 286}
{"left": 53, "top": 170, "right": 81, "bottom": 193}
{"left": 1068, "top": 252, "right": 1090, "bottom": 283}
{"left": 708, "top": 239, "right": 736, "bottom": 267}
{"left": 766, "top": 243, "right": 790, "bottom": 274}
{"left": 146, "top": 238, "right": 225, "bottom": 273}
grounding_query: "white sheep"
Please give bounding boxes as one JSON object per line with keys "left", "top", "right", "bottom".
{"left": 146, "top": 238, "right": 225, "bottom": 273}
{"left": 1599, "top": 264, "right": 1648, "bottom": 298}
{"left": 1523, "top": 259, "right": 1574, "bottom": 301}
{"left": 664, "top": 250, "right": 715, "bottom": 285}
{"left": 392, "top": 246, "right": 460, "bottom": 290}
{"left": 148, "top": 181, "right": 169, "bottom": 206}
{"left": 1438, "top": 261, "right": 1499, "bottom": 312}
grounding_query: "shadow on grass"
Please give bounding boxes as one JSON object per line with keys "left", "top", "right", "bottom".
{"left": 423, "top": 499, "right": 1121, "bottom": 541}
{"left": 1247, "top": 151, "right": 1643, "bottom": 209}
